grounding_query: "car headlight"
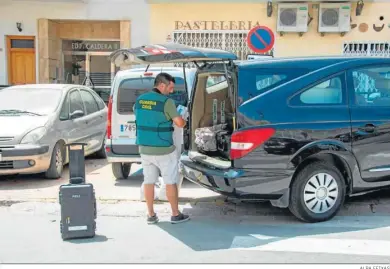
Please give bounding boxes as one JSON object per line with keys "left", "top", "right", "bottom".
{"left": 20, "top": 127, "right": 47, "bottom": 144}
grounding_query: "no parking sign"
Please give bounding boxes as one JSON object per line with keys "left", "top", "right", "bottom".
{"left": 247, "top": 26, "right": 275, "bottom": 54}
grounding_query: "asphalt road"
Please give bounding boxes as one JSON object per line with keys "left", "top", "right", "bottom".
{"left": 1, "top": 158, "right": 390, "bottom": 263}
{"left": 1, "top": 200, "right": 390, "bottom": 263}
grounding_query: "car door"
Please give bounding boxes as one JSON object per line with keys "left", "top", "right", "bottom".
{"left": 91, "top": 89, "right": 108, "bottom": 147}
{"left": 79, "top": 88, "right": 105, "bottom": 154}
{"left": 67, "top": 89, "right": 89, "bottom": 145}
{"left": 347, "top": 64, "right": 390, "bottom": 182}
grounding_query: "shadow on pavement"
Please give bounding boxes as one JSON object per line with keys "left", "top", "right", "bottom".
{"left": 156, "top": 215, "right": 390, "bottom": 252}
{"left": 0, "top": 157, "right": 107, "bottom": 190}
{"left": 65, "top": 234, "right": 110, "bottom": 244}
{"left": 156, "top": 189, "right": 390, "bottom": 252}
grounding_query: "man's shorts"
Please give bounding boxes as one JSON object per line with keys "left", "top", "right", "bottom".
{"left": 141, "top": 150, "right": 179, "bottom": 185}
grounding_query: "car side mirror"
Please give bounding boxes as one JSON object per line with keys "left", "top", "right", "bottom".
{"left": 70, "top": 110, "right": 84, "bottom": 119}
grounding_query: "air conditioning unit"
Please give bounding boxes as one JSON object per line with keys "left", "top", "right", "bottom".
{"left": 318, "top": 2, "right": 351, "bottom": 33}
{"left": 277, "top": 3, "right": 309, "bottom": 33}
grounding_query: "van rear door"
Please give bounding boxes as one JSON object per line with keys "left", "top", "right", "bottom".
{"left": 110, "top": 43, "right": 237, "bottom": 109}
{"left": 111, "top": 74, "right": 153, "bottom": 155}
{"left": 110, "top": 44, "right": 238, "bottom": 65}
{"left": 110, "top": 71, "right": 192, "bottom": 156}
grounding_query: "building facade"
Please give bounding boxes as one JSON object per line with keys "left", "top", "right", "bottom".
{"left": 1, "top": 0, "right": 390, "bottom": 94}
{"left": 0, "top": 0, "right": 149, "bottom": 95}
{"left": 149, "top": 1, "right": 390, "bottom": 59}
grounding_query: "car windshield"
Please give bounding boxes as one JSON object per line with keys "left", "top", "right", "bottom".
{"left": 0, "top": 87, "right": 63, "bottom": 115}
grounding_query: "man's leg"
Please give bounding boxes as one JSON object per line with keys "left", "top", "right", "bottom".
{"left": 166, "top": 184, "right": 180, "bottom": 216}
{"left": 141, "top": 154, "right": 159, "bottom": 222}
{"left": 157, "top": 151, "right": 190, "bottom": 223}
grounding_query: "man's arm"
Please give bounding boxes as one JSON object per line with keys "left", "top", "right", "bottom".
{"left": 165, "top": 99, "right": 186, "bottom": 128}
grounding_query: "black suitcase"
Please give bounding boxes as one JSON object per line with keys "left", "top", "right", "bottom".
{"left": 59, "top": 183, "right": 97, "bottom": 240}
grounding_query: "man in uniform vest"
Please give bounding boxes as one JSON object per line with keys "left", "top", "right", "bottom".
{"left": 134, "top": 72, "right": 190, "bottom": 224}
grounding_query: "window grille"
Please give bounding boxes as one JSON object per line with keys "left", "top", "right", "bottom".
{"left": 343, "top": 42, "right": 390, "bottom": 57}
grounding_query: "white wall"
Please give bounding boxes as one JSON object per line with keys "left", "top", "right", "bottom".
{"left": 0, "top": 0, "right": 150, "bottom": 85}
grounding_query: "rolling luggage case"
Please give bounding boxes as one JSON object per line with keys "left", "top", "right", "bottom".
{"left": 59, "top": 183, "right": 97, "bottom": 240}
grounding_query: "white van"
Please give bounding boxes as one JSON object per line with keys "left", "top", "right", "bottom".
{"left": 105, "top": 66, "right": 196, "bottom": 179}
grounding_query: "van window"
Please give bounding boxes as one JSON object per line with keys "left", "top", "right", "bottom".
{"left": 207, "top": 75, "right": 226, "bottom": 87}
{"left": 168, "top": 77, "right": 187, "bottom": 106}
{"left": 206, "top": 75, "right": 227, "bottom": 94}
{"left": 116, "top": 76, "right": 187, "bottom": 114}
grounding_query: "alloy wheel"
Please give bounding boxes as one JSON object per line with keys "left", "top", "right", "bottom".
{"left": 303, "top": 172, "right": 339, "bottom": 214}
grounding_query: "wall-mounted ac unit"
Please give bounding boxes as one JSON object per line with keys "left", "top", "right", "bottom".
{"left": 318, "top": 2, "right": 351, "bottom": 33}
{"left": 277, "top": 3, "right": 309, "bottom": 33}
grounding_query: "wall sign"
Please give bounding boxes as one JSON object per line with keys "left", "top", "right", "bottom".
{"left": 62, "top": 40, "right": 120, "bottom": 52}
{"left": 174, "top": 21, "right": 262, "bottom": 31}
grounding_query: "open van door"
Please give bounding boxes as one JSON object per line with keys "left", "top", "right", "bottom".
{"left": 110, "top": 43, "right": 238, "bottom": 66}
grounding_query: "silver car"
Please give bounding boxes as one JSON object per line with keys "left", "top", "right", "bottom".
{"left": 0, "top": 84, "right": 107, "bottom": 179}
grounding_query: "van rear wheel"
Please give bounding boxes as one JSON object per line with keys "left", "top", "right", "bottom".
{"left": 112, "top": 162, "right": 131, "bottom": 180}
{"left": 288, "top": 161, "right": 346, "bottom": 223}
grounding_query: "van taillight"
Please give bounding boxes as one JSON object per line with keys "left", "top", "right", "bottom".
{"left": 230, "top": 128, "right": 275, "bottom": 160}
{"left": 106, "top": 96, "right": 113, "bottom": 139}
{"left": 144, "top": 72, "right": 153, "bottom": 76}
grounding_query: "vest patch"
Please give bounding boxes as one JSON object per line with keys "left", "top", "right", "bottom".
{"left": 136, "top": 99, "right": 165, "bottom": 111}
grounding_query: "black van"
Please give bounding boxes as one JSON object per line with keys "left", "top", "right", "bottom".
{"left": 110, "top": 44, "right": 390, "bottom": 223}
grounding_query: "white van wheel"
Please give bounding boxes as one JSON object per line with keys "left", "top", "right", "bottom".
{"left": 112, "top": 162, "right": 131, "bottom": 180}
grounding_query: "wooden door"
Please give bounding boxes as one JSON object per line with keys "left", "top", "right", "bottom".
{"left": 7, "top": 36, "right": 36, "bottom": 85}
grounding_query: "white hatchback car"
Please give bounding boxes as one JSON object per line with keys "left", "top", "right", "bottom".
{"left": 105, "top": 66, "right": 196, "bottom": 179}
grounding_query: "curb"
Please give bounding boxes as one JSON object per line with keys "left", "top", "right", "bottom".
{"left": 2, "top": 197, "right": 390, "bottom": 219}
{"left": 0, "top": 196, "right": 225, "bottom": 206}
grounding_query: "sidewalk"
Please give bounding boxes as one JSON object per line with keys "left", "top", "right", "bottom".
{"left": 1, "top": 158, "right": 390, "bottom": 217}
{"left": 0, "top": 158, "right": 218, "bottom": 203}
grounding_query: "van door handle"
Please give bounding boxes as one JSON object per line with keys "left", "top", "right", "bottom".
{"left": 364, "top": 124, "right": 376, "bottom": 133}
